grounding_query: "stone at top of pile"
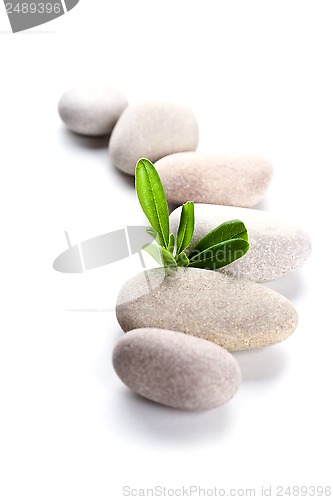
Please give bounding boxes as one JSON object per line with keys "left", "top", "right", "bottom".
{"left": 58, "top": 88, "right": 272, "bottom": 210}
{"left": 58, "top": 85, "right": 128, "bottom": 136}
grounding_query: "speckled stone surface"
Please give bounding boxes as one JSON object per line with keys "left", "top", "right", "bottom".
{"left": 58, "top": 85, "right": 128, "bottom": 136}
{"left": 154, "top": 152, "right": 273, "bottom": 207}
{"left": 116, "top": 268, "right": 298, "bottom": 351}
{"left": 109, "top": 100, "right": 199, "bottom": 175}
{"left": 113, "top": 328, "right": 241, "bottom": 410}
{"left": 170, "top": 204, "right": 312, "bottom": 282}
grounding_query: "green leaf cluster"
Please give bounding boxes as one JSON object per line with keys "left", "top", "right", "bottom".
{"left": 135, "top": 158, "right": 250, "bottom": 270}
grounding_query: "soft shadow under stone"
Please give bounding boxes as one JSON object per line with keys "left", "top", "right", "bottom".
{"left": 60, "top": 128, "right": 110, "bottom": 149}
{"left": 111, "top": 389, "right": 236, "bottom": 444}
{"left": 252, "top": 197, "right": 270, "bottom": 211}
{"left": 112, "top": 166, "right": 136, "bottom": 189}
{"left": 233, "top": 345, "right": 288, "bottom": 382}
{"left": 168, "top": 201, "right": 180, "bottom": 215}
{"left": 263, "top": 271, "right": 305, "bottom": 301}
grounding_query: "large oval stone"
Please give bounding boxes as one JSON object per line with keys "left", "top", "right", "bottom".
{"left": 154, "top": 152, "right": 273, "bottom": 207}
{"left": 109, "top": 100, "right": 199, "bottom": 175}
{"left": 170, "top": 204, "right": 312, "bottom": 282}
{"left": 113, "top": 328, "right": 241, "bottom": 410}
{"left": 58, "top": 85, "right": 128, "bottom": 136}
{"left": 116, "top": 268, "right": 298, "bottom": 351}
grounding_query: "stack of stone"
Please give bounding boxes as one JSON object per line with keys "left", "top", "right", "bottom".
{"left": 59, "top": 85, "right": 311, "bottom": 411}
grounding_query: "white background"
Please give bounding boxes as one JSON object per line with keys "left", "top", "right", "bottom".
{"left": 0, "top": 1, "right": 332, "bottom": 499}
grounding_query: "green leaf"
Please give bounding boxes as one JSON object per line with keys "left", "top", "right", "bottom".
{"left": 189, "top": 219, "right": 248, "bottom": 258}
{"left": 135, "top": 158, "right": 170, "bottom": 249}
{"left": 143, "top": 244, "right": 177, "bottom": 268}
{"left": 176, "top": 201, "right": 195, "bottom": 255}
{"left": 168, "top": 233, "right": 175, "bottom": 254}
{"left": 176, "top": 251, "right": 190, "bottom": 267}
{"left": 188, "top": 238, "right": 249, "bottom": 270}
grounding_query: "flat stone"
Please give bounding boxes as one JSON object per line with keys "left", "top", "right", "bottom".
{"left": 116, "top": 267, "right": 298, "bottom": 351}
{"left": 113, "top": 328, "right": 241, "bottom": 410}
{"left": 170, "top": 204, "right": 312, "bottom": 281}
{"left": 58, "top": 85, "right": 128, "bottom": 136}
{"left": 109, "top": 100, "right": 199, "bottom": 175}
{"left": 154, "top": 152, "right": 273, "bottom": 207}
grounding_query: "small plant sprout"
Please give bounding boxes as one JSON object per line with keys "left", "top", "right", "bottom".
{"left": 135, "top": 158, "right": 250, "bottom": 270}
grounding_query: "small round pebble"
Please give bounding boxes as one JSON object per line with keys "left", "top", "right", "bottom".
{"left": 112, "top": 328, "right": 241, "bottom": 410}
{"left": 170, "top": 204, "right": 312, "bottom": 281}
{"left": 58, "top": 85, "right": 128, "bottom": 136}
{"left": 116, "top": 267, "right": 299, "bottom": 351}
{"left": 155, "top": 152, "right": 273, "bottom": 207}
{"left": 109, "top": 100, "right": 199, "bottom": 175}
